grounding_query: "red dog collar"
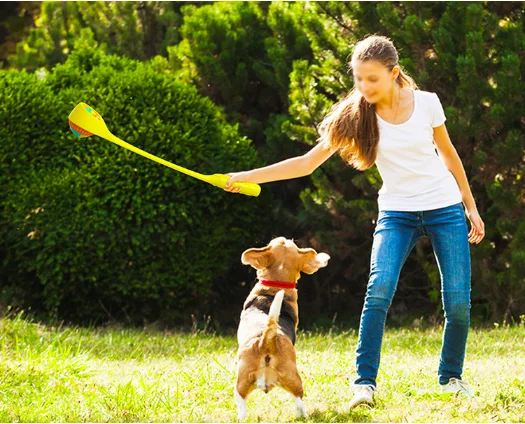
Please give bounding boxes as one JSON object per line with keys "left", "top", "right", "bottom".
{"left": 259, "top": 279, "right": 297, "bottom": 289}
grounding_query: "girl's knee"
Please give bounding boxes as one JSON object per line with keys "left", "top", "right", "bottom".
{"left": 444, "top": 300, "right": 471, "bottom": 323}
{"left": 365, "top": 273, "right": 398, "bottom": 308}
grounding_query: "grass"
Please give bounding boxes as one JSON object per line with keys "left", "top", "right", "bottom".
{"left": 0, "top": 310, "right": 524, "bottom": 422}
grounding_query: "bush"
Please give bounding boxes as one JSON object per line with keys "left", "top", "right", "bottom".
{"left": 0, "top": 49, "right": 272, "bottom": 325}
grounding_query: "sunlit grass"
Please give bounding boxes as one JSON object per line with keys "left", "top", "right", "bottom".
{"left": 1, "top": 310, "right": 524, "bottom": 422}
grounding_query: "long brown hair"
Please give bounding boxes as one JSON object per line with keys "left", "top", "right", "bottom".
{"left": 318, "top": 35, "right": 419, "bottom": 170}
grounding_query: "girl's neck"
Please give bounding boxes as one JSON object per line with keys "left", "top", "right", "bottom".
{"left": 376, "top": 85, "right": 407, "bottom": 110}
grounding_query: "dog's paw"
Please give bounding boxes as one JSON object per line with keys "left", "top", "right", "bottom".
{"left": 235, "top": 389, "right": 248, "bottom": 421}
{"left": 295, "top": 397, "right": 307, "bottom": 418}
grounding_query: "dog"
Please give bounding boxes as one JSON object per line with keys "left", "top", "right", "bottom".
{"left": 234, "top": 236, "right": 330, "bottom": 420}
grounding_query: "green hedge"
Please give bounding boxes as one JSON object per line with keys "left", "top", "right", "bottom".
{"left": 0, "top": 48, "right": 272, "bottom": 325}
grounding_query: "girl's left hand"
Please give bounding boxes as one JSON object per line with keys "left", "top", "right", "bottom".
{"left": 467, "top": 209, "right": 485, "bottom": 244}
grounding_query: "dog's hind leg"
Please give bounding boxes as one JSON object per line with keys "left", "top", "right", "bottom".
{"left": 280, "top": 368, "right": 307, "bottom": 418}
{"left": 234, "top": 387, "right": 248, "bottom": 420}
{"left": 295, "top": 397, "right": 307, "bottom": 418}
{"left": 235, "top": 363, "right": 255, "bottom": 420}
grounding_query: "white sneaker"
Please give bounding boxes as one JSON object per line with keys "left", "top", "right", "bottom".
{"left": 440, "top": 377, "right": 474, "bottom": 397}
{"left": 349, "top": 384, "right": 375, "bottom": 408}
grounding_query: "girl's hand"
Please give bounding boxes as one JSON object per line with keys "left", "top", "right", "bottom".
{"left": 466, "top": 209, "right": 485, "bottom": 244}
{"left": 224, "top": 171, "right": 252, "bottom": 193}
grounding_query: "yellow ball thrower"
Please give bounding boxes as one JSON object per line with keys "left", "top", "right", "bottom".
{"left": 68, "top": 102, "right": 261, "bottom": 197}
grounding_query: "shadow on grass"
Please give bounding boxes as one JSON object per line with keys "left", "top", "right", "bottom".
{"left": 299, "top": 406, "right": 375, "bottom": 423}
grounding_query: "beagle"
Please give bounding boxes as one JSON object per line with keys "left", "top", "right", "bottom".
{"left": 234, "top": 236, "right": 330, "bottom": 420}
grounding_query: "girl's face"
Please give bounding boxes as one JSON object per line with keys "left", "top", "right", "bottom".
{"left": 352, "top": 60, "right": 399, "bottom": 104}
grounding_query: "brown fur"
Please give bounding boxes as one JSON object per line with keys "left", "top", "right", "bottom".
{"left": 235, "top": 237, "right": 330, "bottom": 412}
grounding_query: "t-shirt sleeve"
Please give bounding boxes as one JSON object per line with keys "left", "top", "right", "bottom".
{"left": 431, "top": 92, "right": 446, "bottom": 128}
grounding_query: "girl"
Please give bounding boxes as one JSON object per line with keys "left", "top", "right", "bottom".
{"left": 224, "top": 34, "right": 485, "bottom": 408}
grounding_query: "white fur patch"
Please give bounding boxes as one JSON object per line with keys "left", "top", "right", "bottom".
{"left": 295, "top": 397, "right": 307, "bottom": 417}
{"left": 234, "top": 388, "right": 247, "bottom": 420}
{"left": 268, "top": 290, "right": 284, "bottom": 321}
{"left": 255, "top": 374, "right": 267, "bottom": 391}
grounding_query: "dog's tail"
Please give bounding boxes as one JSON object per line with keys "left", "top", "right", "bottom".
{"left": 259, "top": 290, "right": 284, "bottom": 350}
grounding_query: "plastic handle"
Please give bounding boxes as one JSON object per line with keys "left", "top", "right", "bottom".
{"left": 209, "top": 174, "right": 261, "bottom": 197}
{"left": 68, "top": 103, "right": 261, "bottom": 197}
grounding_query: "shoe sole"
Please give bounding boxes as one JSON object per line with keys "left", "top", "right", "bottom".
{"left": 349, "top": 399, "right": 375, "bottom": 409}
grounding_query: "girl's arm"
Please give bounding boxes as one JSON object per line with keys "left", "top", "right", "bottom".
{"left": 433, "top": 124, "right": 485, "bottom": 244}
{"left": 224, "top": 140, "right": 336, "bottom": 189}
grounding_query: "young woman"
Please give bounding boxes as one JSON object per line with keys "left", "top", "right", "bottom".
{"left": 224, "top": 34, "right": 485, "bottom": 408}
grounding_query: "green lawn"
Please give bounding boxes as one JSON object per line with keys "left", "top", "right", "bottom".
{"left": 1, "top": 310, "right": 524, "bottom": 422}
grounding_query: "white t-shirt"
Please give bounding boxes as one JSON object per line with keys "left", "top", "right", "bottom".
{"left": 374, "top": 88, "right": 462, "bottom": 211}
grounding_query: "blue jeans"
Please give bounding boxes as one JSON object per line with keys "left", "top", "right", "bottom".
{"left": 354, "top": 202, "right": 471, "bottom": 387}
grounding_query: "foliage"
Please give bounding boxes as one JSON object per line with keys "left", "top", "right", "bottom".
{"left": 2, "top": 1, "right": 524, "bottom": 324}
{"left": 0, "top": 48, "right": 271, "bottom": 325}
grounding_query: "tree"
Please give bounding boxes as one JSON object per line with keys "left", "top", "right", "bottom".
{"left": 11, "top": 1, "right": 194, "bottom": 71}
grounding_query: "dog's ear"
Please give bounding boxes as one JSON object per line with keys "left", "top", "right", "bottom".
{"left": 298, "top": 248, "right": 330, "bottom": 274}
{"left": 241, "top": 245, "right": 275, "bottom": 270}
